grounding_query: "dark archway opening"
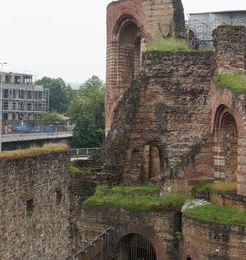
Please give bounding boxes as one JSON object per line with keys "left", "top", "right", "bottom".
{"left": 214, "top": 105, "right": 238, "bottom": 181}
{"left": 118, "top": 21, "right": 141, "bottom": 86}
{"left": 117, "top": 233, "right": 157, "bottom": 260}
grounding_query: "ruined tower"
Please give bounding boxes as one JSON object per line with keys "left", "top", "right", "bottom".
{"left": 105, "top": 0, "right": 185, "bottom": 134}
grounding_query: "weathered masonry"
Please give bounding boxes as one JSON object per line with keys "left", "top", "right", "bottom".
{"left": 0, "top": 146, "right": 71, "bottom": 259}
{"left": 105, "top": 0, "right": 185, "bottom": 133}
{"left": 103, "top": 23, "right": 246, "bottom": 198}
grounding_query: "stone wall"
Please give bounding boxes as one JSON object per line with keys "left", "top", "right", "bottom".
{"left": 182, "top": 217, "right": 246, "bottom": 259}
{"left": 0, "top": 150, "right": 71, "bottom": 259}
{"left": 103, "top": 51, "right": 216, "bottom": 185}
{"left": 213, "top": 25, "right": 245, "bottom": 74}
{"left": 71, "top": 205, "right": 182, "bottom": 259}
{"left": 106, "top": 0, "right": 185, "bottom": 133}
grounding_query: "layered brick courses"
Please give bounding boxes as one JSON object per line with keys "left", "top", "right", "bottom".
{"left": 70, "top": 205, "right": 181, "bottom": 259}
{"left": 103, "top": 51, "right": 216, "bottom": 185}
{"left": 182, "top": 218, "right": 246, "bottom": 260}
{"left": 106, "top": 0, "right": 185, "bottom": 133}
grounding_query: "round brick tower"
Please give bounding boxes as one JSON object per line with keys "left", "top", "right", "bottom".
{"left": 105, "top": 0, "right": 185, "bottom": 134}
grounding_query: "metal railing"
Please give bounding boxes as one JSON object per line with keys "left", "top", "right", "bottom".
{"left": 0, "top": 120, "right": 73, "bottom": 142}
{"left": 70, "top": 148, "right": 100, "bottom": 158}
{"left": 72, "top": 227, "right": 116, "bottom": 260}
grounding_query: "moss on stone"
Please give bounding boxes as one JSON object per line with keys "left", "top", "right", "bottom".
{"left": 217, "top": 24, "right": 245, "bottom": 30}
{"left": 212, "top": 74, "right": 246, "bottom": 94}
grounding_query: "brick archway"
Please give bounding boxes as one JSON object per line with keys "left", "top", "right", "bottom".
{"left": 213, "top": 105, "right": 238, "bottom": 181}
{"left": 115, "top": 223, "right": 167, "bottom": 260}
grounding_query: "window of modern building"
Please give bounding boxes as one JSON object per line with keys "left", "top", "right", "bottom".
{"left": 5, "top": 74, "right": 11, "bottom": 83}
{"left": 14, "top": 75, "right": 21, "bottom": 84}
{"left": 3, "top": 89, "right": 8, "bottom": 98}
{"left": 3, "top": 113, "right": 8, "bottom": 120}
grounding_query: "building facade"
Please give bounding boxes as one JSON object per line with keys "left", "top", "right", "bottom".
{"left": 1, "top": 72, "right": 49, "bottom": 120}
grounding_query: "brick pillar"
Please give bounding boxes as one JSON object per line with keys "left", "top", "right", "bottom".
{"left": 213, "top": 25, "right": 245, "bottom": 74}
{"left": 238, "top": 138, "right": 246, "bottom": 196}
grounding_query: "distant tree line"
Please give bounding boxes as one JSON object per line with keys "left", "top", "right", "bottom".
{"left": 37, "top": 75, "right": 105, "bottom": 148}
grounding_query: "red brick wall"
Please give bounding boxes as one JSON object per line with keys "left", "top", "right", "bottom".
{"left": 103, "top": 51, "right": 215, "bottom": 185}
{"left": 105, "top": 0, "right": 185, "bottom": 133}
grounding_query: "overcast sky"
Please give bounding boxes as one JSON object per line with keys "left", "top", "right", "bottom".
{"left": 0, "top": 0, "right": 245, "bottom": 85}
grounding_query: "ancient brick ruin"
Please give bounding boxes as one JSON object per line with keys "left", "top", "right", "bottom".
{"left": 105, "top": 0, "right": 185, "bottom": 133}
{"left": 104, "top": 1, "right": 246, "bottom": 198}
{"left": 1, "top": 0, "right": 246, "bottom": 259}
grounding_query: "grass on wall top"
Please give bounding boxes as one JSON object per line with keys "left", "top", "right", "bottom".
{"left": 184, "top": 204, "right": 246, "bottom": 226}
{"left": 146, "top": 38, "right": 190, "bottom": 53}
{"left": 0, "top": 144, "right": 68, "bottom": 161}
{"left": 194, "top": 182, "right": 237, "bottom": 194}
{"left": 146, "top": 38, "right": 213, "bottom": 54}
{"left": 84, "top": 185, "right": 192, "bottom": 213}
{"left": 212, "top": 74, "right": 246, "bottom": 94}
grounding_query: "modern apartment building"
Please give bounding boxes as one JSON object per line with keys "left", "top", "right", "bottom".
{"left": 1, "top": 72, "right": 49, "bottom": 120}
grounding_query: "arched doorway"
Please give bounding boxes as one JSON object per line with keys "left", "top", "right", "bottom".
{"left": 117, "top": 233, "right": 156, "bottom": 260}
{"left": 213, "top": 105, "right": 238, "bottom": 181}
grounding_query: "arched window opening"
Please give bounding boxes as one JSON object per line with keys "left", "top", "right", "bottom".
{"left": 143, "top": 145, "right": 161, "bottom": 181}
{"left": 213, "top": 105, "right": 238, "bottom": 181}
{"left": 117, "top": 233, "right": 156, "bottom": 260}
{"left": 118, "top": 21, "right": 141, "bottom": 86}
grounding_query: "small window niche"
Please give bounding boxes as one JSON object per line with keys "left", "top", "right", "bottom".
{"left": 56, "top": 188, "right": 62, "bottom": 205}
{"left": 26, "top": 199, "right": 34, "bottom": 216}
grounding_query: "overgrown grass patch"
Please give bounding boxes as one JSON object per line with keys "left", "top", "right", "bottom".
{"left": 146, "top": 38, "right": 189, "bottom": 53}
{"left": 84, "top": 185, "right": 192, "bottom": 213}
{"left": 212, "top": 74, "right": 246, "bottom": 94}
{"left": 111, "top": 184, "right": 160, "bottom": 196}
{"left": 194, "top": 182, "right": 237, "bottom": 194}
{"left": 70, "top": 166, "right": 94, "bottom": 176}
{"left": 0, "top": 144, "right": 68, "bottom": 161}
{"left": 184, "top": 204, "right": 246, "bottom": 226}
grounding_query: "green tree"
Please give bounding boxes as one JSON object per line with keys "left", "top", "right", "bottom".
{"left": 70, "top": 75, "right": 105, "bottom": 148}
{"left": 37, "top": 77, "right": 73, "bottom": 114}
{"left": 36, "top": 111, "right": 64, "bottom": 121}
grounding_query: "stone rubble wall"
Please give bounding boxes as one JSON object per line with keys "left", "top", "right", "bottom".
{"left": 103, "top": 51, "right": 216, "bottom": 184}
{"left": 0, "top": 151, "right": 71, "bottom": 259}
{"left": 182, "top": 217, "right": 246, "bottom": 260}
{"left": 71, "top": 206, "right": 181, "bottom": 259}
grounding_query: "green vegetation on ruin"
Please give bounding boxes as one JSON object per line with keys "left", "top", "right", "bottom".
{"left": 217, "top": 24, "right": 245, "bottom": 30}
{"left": 194, "top": 182, "right": 237, "bottom": 194}
{"left": 146, "top": 38, "right": 213, "bottom": 54}
{"left": 84, "top": 185, "right": 192, "bottom": 212}
{"left": 212, "top": 74, "right": 246, "bottom": 94}
{"left": 0, "top": 144, "right": 68, "bottom": 161}
{"left": 146, "top": 38, "right": 189, "bottom": 53}
{"left": 184, "top": 204, "right": 246, "bottom": 226}
{"left": 70, "top": 166, "right": 93, "bottom": 176}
